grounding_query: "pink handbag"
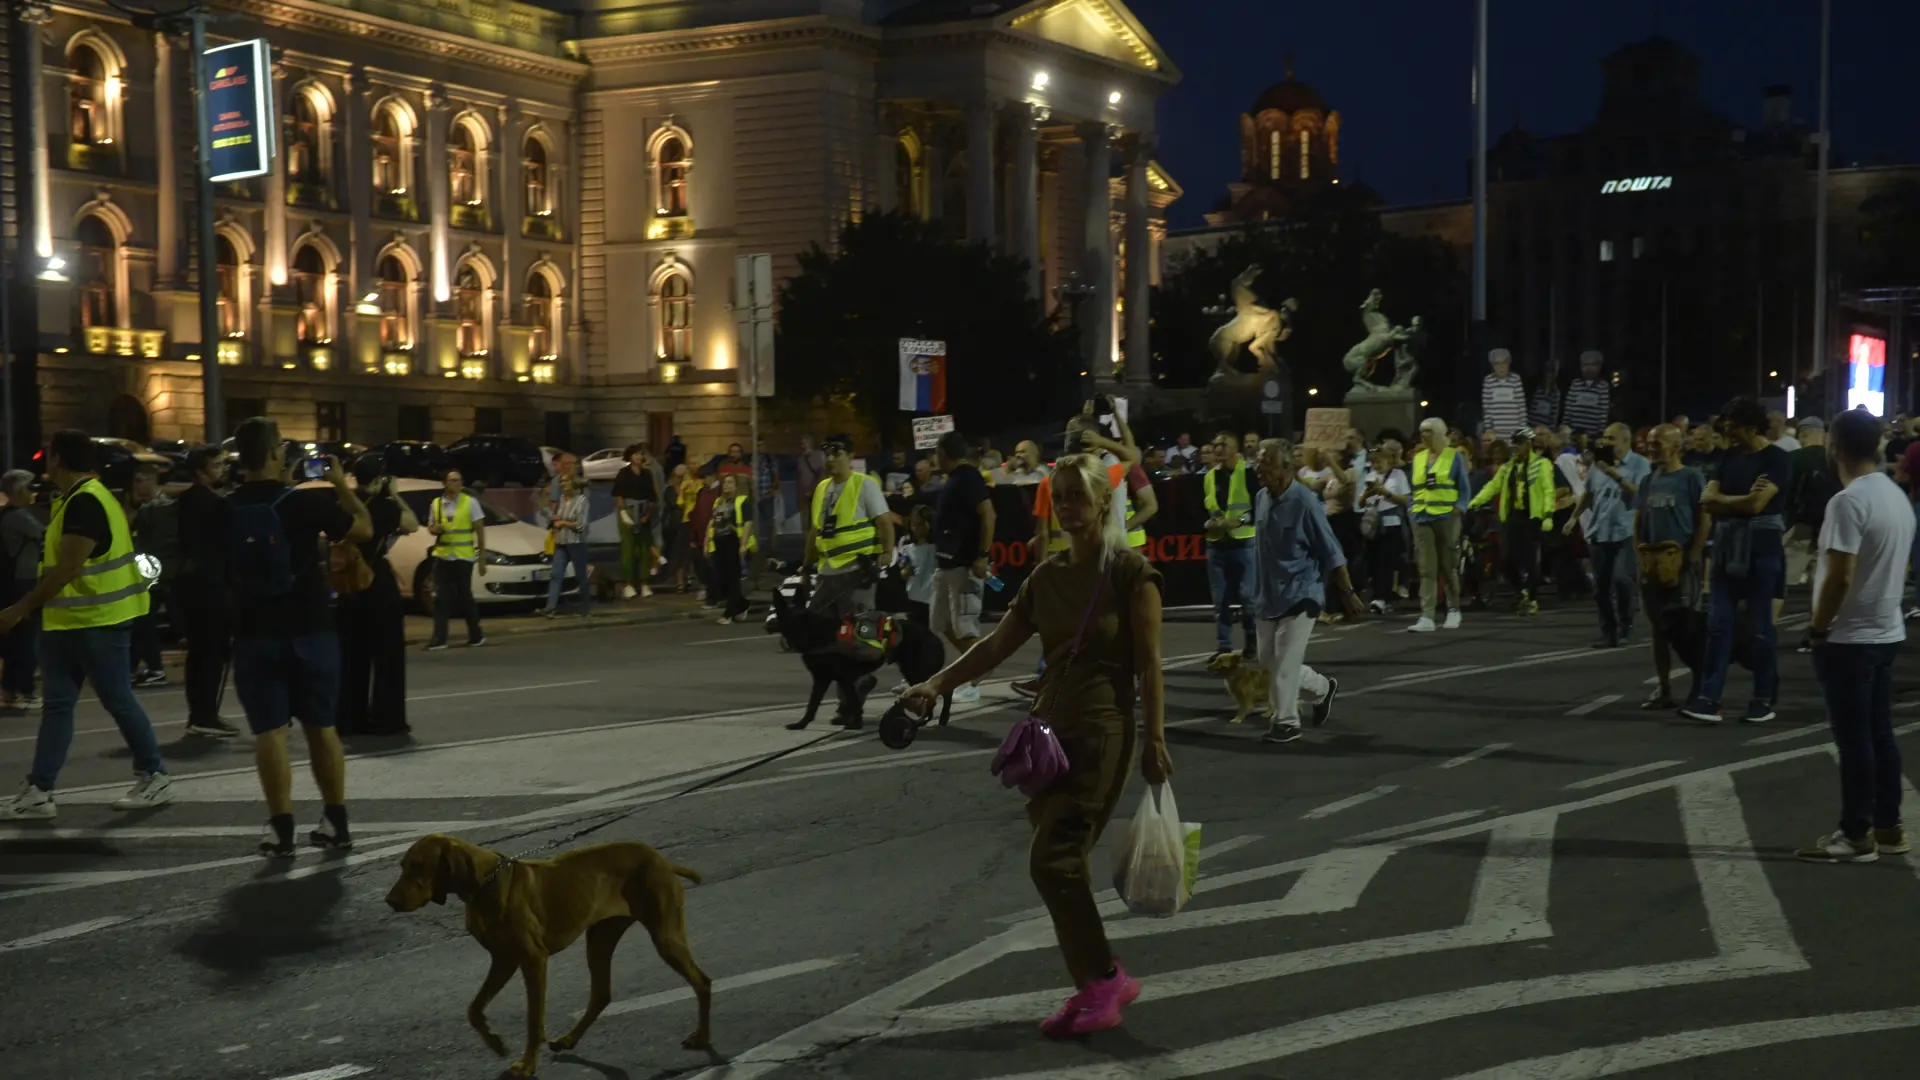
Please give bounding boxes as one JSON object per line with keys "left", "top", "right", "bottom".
{"left": 991, "top": 568, "right": 1107, "bottom": 798}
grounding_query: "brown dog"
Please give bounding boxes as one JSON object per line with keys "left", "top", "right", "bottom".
{"left": 1207, "top": 652, "right": 1269, "bottom": 724}
{"left": 386, "top": 834, "right": 712, "bottom": 1077}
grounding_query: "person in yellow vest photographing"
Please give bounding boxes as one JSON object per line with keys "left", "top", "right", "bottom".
{"left": 1407, "top": 416, "right": 1474, "bottom": 634}
{"left": 0, "top": 429, "right": 174, "bottom": 821}
{"left": 425, "top": 468, "right": 488, "bottom": 651}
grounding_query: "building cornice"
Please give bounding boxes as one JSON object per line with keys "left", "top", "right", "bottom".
{"left": 884, "top": 25, "right": 1177, "bottom": 89}
{"left": 211, "top": 0, "right": 587, "bottom": 86}
{"left": 566, "top": 16, "right": 878, "bottom": 65}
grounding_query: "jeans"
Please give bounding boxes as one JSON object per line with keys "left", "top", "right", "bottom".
{"left": 431, "top": 558, "right": 483, "bottom": 646}
{"left": 129, "top": 585, "right": 164, "bottom": 674}
{"left": 1590, "top": 539, "right": 1637, "bottom": 643}
{"left": 1813, "top": 641, "right": 1903, "bottom": 840}
{"left": 545, "top": 542, "right": 592, "bottom": 614}
{"left": 712, "top": 534, "right": 748, "bottom": 619}
{"left": 1205, "top": 543, "right": 1255, "bottom": 653}
{"left": 1257, "top": 612, "right": 1329, "bottom": 725}
{"left": 1413, "top": 515, "right": 1462, "bottom": 619}
{"left": 1695, "top": 551, "right": 1782, "bottom": 707}
{"left": 29, "top": 626, "right": 165, "bottom": 791}
{"left": 232, "top": 632, "right": 342, "bottom": 736}
{"left": 1367, "top": 527, "right": 1407, "bottom": 606}
{"left": 1501, "top": 516, "right": 1543, "bottom": 596}
{"left": 1, "top": 575, "right": 39, "bottom": 697}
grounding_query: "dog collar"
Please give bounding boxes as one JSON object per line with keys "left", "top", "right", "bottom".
{"left": 475, "top": 851, "right": 517, "bottom": 893}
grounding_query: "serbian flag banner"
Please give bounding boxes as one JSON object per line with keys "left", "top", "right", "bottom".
{"left": 899, "top": 338, "right": 947, "bottom": 413}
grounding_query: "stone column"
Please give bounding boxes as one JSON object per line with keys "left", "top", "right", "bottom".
{"left": 1009, "top": 103, "right": 1042, "bottom": 297}
{"left": 18, "top": 3, "right": 53, "bottom": 262}
{"left": 1123, "top": 134, "right": 1153, "bottom": 388}
{"left": 344, "top": 71, "right": 373, "bottom": 369}
{"left": 964, "top": 100, "right": 997, "bottom": 245}
{"left": 154, "top": 33, "right": 179, "bottom": 284}
{"left": 1078, "top": 121, "right": 1115, "bottom": 373}
{"left": 425, "top": 86, "right": 450, "bottom": 306}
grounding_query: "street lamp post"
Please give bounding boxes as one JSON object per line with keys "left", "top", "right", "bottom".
{"left": 186, "top": 6, "right": 226, "bottom": 443}
{"left": 1054, "top": 271, "right": 1095, "bottom": 412}
{"left": 1811, "top": 0, "right": 1831, "bottom": 405}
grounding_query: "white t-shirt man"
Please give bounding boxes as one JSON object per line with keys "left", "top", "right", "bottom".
{"left": 816, "top": 474, "right": 892, "bottom": 578}
{"left": 1815, "top": 470, "right": 1915, "bottom": 644}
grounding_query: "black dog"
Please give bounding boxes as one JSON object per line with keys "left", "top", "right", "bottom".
{"left": 767, "top": 586, "right": 953, "bottom": 731}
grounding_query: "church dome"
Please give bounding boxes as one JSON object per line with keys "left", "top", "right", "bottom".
{"left": 1249, "top": 75, "right": 1327, "bottom": 116}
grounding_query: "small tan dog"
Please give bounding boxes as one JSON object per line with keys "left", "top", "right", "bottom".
{"left": 386, "top": 833, "right": 712, "bottom": 1077}
{"left": 1207, "top": 652, "right": 1269, "bottom": 723}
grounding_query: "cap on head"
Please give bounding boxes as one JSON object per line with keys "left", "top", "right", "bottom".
{"left": 1511, "top": 427, "right": 1535, "bottom": 443}
{"left": 822, "top": 434, "right": 852, "bottom": 453}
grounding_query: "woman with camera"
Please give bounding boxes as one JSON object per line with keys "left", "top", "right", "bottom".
{"left": 337, "top": 455, "right": 417, "bottom": 736}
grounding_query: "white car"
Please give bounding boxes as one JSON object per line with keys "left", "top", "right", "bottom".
{"left": 581, "top": 447, "right": 628, "bottom": 481}
{"left": 301, "top": 477, "right": 584, "bottom": 612}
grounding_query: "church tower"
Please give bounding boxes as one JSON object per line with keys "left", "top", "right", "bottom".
{"left": 1207, "top": 56, "right": 1342, "bottom": 226}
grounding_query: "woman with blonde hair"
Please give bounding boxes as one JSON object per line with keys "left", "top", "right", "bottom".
{"left": 903, "top": 453, "right": 1170, "bottom": 1038}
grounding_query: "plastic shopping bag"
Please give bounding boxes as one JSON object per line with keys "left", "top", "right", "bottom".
{"left": 1111, "top": 783, "right": 1201, "bottom": 917}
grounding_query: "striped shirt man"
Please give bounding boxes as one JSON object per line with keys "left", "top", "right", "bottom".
{"left": 1562, "top": 378, "right": 1610, "bottom": 435}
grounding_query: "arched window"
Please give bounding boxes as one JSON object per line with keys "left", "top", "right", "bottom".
{"left": 655, "top": 133, "right": 690, "bottom": 217}
{"left": 287, "top": 92, "right": 322, "bottom": 183}
{"left": 215, "top": 236, "right": 241, "bottom": 337}
{"left": 292, "top": 244, "right": 329, "bottom": 345}
{"left": 372, "top": 105, "right": 410, "bottom": 195}
{"left": 522, "top": 135, "right": 550, "bottom": 217}
{"left": 68, "top": 43, "right": 113, "bottom": 146}
{"left": 895, "top": 134, "right": 920, "bottom": 218}
{"left": 449, "top": 121, "right": 479, "bottom": 206}
{"left": 656, "top": 269, "right": 691, "bottom": 362}
{"left": 377, "top": 254, "right": 410, "bottom": 349}
{"left": 456, "top": 265, "right": 485, "bottom": 357}
{"left": 1269, "top": 129, "right": 1281, "bottom": 181}
{"left": 76, "top": 215, "right": 116, "bottom": 329}
{"left": 527, "top": 272, "right": 554, "bottom": 360}
{"left": 1298, "top": 129, "right": 1310, "bottom": 180}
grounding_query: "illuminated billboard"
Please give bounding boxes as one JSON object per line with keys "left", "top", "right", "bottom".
{"left": 1847, "top": 333, "right": 1887, "bottom": 415}
{"left": 203, "top": 39, "right": 275, "bottom": 182}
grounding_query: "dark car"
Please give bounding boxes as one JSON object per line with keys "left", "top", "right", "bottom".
{"left": 30, "top": 438, "right": 175, "bottom": 492}
{"left": 363, "top": 440, "right": 454, "bottom": 482}
{"left": 446, "top": 434, "right": 547, "bottom": 489}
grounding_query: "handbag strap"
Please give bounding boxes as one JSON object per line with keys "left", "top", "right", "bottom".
{"left": 1035, "top": 563, "right": 1109, "bottom": 722}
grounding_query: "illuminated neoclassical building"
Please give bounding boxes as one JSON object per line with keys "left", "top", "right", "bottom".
{"left": 0, "top": 0, "right": 1181, "bottom": 455}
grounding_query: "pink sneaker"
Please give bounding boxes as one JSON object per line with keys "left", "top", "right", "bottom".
{"left": 1038, "top": 961, "right": 1141, "bottom": 1039}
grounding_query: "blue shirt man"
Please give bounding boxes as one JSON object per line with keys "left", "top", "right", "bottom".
{"left": 1250, "top": 439, "right": 1361, "bottom": 745}
{"left": 1572, "top": 423, "right": 1650, "bottom": 647}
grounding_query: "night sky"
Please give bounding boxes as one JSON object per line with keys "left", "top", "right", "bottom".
{"left": 1127, "top": 0, "right": 1920, "bottom": 229}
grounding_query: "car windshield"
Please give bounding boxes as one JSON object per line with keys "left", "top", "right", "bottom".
{"left": 400, "top": 490, "right": 521, "bottom": 527}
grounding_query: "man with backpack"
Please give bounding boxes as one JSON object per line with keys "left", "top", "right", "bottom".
{"left": 226, "top": 417, "right": 372, "bottom": 858}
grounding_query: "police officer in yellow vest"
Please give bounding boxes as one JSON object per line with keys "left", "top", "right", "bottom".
{"left": 1204, "top": 430, "right": 1258, "bottom": 658}
{"left": 1408, "top": 417, "right": 1474, "bottom": 633}
{"left": 0, "top": 430, "right": 173, "bottom": 820}
{"left": 426, "top": 468, "right": 488, "bottom": 650}
{"left": 799, "top": 435, "right": 894, "bottom": 728}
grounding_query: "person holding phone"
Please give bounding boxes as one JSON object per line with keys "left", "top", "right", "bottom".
{"left": 542, "top": 475, "right": 592, "bottom": 618}
{"left": 613, "top": 444, "right": 658, "bottom": 601}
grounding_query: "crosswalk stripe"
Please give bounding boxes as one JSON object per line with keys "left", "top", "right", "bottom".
{"left": 1439, "top": 743, "right": 1510, "bottom": 769}
{"left": 1343, "top": 809, "right": 1490, "bottom": 843}
{"left": 1565, "top": 760, "right": 1686, "bottom": 790}
{"left": 1302, "top": 786, "right": 1398, "bottom": 819}
{"left": 1566, "top": 694, "right": 1622, "bottom": 716}
{"left": 601, "top": 956, "right": 845, "bottom": 1018}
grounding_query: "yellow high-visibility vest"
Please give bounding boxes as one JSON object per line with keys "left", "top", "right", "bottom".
{"left": 705, "top": 495, "right": 757, "bottom": 556}
{"left": 1202, "top": 460, "right": 1256, "bottom": 542}
{"left": 41, "top": 476, "right": 150, "bottom": 631}
{"left": 430, "top": 493, "right": 479, "bottom": 560}
{"left": 811, "top": 473, "right": 881, "bottom": 569}
{"left": 1411, "top": 447, "right": 1461, "bottom": 518}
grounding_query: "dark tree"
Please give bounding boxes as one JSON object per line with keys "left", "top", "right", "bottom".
{"left": 1153, "top": 206, "right": 1467, "bottom": 415}
{"left": 775, "top": 211, "right": 1076, "bottom": 445}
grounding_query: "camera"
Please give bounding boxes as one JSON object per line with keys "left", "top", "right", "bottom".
{"left": 1592, "top": 443, "right": 1616, "bottom": 466}
{"left": 299, "top": 456, "right": 329, "bottom": 481}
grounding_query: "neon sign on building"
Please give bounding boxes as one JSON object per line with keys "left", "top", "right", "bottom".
{"left": 1847, "top": 332, "right": 1887, "bottom": 415}
{"left": 1599, "top": 176, "right": 1673, "bottom": 194}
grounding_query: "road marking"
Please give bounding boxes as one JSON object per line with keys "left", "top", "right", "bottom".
{"left": 1196, "top": 834, "right": 1262, "bottom": 862}
{"left": 1381, "top": 664, "right": 1482, "bottom": 683}
{"left": 1343, "top": 809, "right": 1490, "bottom": 843}
{"left": 1302, "top": 785, "right": 1398, "bottom": 819}
{"left": 1566, "top": 694, "right": 1622, "bottom": 716}
{"left": 0, "top": 915, "right": 132, "bottom": 952}
{"left": 267, "top": 1067, "right": 373, "bottom": 1080}
{"left": 217, "top": 1044, "right": 248, "bottom": 1054}
{"left": 1744, "top": 723, "right": 1831, "bottom": 746}
{"left": 0, "top": 822, "right": 462, "bottom": 842}
{"left": 602, "top": 956, "right": 846, "bottom": 1018}
{"left": 1443, "top": 1007, "right": 1920, "bottom": 1078}
{"left": 988, "top": 834, "right": 1269, "bottom": 925}
{"left": 1439, "top": 743, "right": 1510, "bottom": 769}
{"left": 1565, "top": 759, "right": 1686, "bottom": 790}
{"left": 679, "top": 633, "right": 775, "bottom": 647}
{"left": 1347, "top": 648, "right": 1610, "bottom": 698}
{"left": 1523, "top": 647, "right": 1594, "bottom": 661}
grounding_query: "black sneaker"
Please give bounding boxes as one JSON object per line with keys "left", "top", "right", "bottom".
{"left": 1309, "top": 677, "right": 1339, "bottom": 728}
{"left": 258, "top": 823, "right": 296, "bottom": 859}
{"left": 185, "top": 717, "right": 241, "bottom": 739}
{"left": 467, "top": 636, "right": 486, "bottom": 648}
{"left": 425, "top": 642, "right": 449, "bottom": 652}
{"left": 133, "top": 670, "right": 168, "bottom": 688}
{"left": 1261, "top": 720, "right": 1302, "bottom": 745}
{"left": 308, "top": 818, "right": 353, "bottom": 850}
{"left": 1678, "top": 700, "right": 1722, "bottom": 724}
{"left": 1742, "top": 701, "right": 1777, "bottom": 725}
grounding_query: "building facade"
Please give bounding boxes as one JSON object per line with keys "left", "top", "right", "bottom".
{"left": 0, "top": 0, "right": 1180, "bottom": 460}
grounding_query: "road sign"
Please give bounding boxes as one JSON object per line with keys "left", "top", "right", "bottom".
{"left": 203, "top": 40, "right": 275, "bottom": 182}
{"left": 912, "top": 414, "right": 955, "bottom": 450}
{"left": 733, "top": 253, "right": 774, "bottom": 398}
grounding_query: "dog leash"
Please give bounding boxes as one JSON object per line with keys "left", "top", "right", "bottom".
{"left": 475, "top": 727, "right": 850, "bottom": 868}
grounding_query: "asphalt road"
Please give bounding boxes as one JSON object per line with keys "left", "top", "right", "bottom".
{"left": 3, "top": 594, "right": 1918, "bottom": 1080}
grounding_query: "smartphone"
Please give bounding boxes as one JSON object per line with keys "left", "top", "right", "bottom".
{"left": 300, "top": 456, "right": 328, "bottom": 481}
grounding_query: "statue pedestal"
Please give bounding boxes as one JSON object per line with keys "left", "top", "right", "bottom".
{"left": 1342, "top": 387, "right": 1420, "bottom": 444}
{"left": 1204, "top": 369, "right": 1292, "bottom": 437}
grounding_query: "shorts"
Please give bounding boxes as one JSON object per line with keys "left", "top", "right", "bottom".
{"left": 930, "top": 565, "right": 984, "bottom": 639}
{"left": 232, "top": 632, "right": 343, "bottom": 735}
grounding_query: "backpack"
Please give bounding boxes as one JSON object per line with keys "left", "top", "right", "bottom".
{"left": 133, "top": 495, "right": 182, "bottom": 580}
{"left": 228, "top": 488, "right": 297, "bottom": 601}
{"left": 1789, "top": 453, "right": 1842, "bottom": 529}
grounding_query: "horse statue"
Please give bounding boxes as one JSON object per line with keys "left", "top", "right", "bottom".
{"left": 1340, "top": 288, "right": 1412, "bottom": 394}
{"left": 1208, "top": 265, "right": 1295, "bottom": 378}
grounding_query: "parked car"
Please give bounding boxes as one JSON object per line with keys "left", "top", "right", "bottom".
{"left": 362, "top": 440, "right": 453, "bottom": 482}
{"left": 447, "top": 434, "right": 547, "bottom": 488}
{"left": 298, "top": 477, "right": 582, "bottom": 612}
{"left": 29, "top": 438, "right": 176, "bottom": 492}
{"left": 581, "top": 447, "right": 627, "bottom": 481}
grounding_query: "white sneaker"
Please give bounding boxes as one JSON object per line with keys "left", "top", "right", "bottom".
{"left": 953, "top": 683, "right": 982, "bottom": 704}
{"left": 1442, "top": 610, "right": 1463, "bottom": 630}
{"left": 1407, "top": 617, "right": 1437, "bottom": 633}
{"left": 0, "top": 782, "right": 56, "bottom": 820}
{"left": 111, "top": 771, "right": 175, "bottom": 811}
{"left": 1796, "top": 830, "right": 1878, "bottom": 864}
{"left": 717, "top": 615, "right": 733, "bottom": 626}
{"left": 620, "top": 585, "right": 638, "bottom": 600}
{"left": 641, "top": 585, "right": 655, "bottom": 598}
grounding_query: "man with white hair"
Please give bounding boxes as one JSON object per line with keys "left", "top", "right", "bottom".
{"left": 1407, "top": 416, "right": 1472, "bottom": 632}
{"left": 1480, "top": 349, "right": 1527, "bottom": 435}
